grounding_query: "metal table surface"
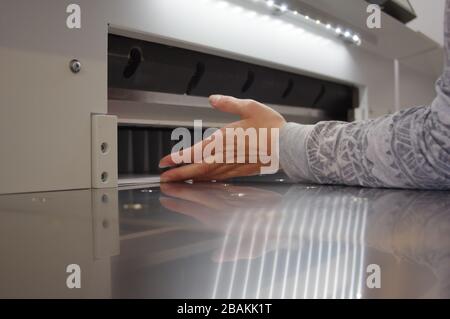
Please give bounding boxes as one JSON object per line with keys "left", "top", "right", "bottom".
{"left": 0, "top": 181, "right": 449, "bottom": 299}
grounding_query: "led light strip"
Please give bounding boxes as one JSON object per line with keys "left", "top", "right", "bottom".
{"left": 249, "top": 0, "right": 362, "bottom": 45}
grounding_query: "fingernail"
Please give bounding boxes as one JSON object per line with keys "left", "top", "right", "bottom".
{"left": 209, "top": 95, "right": 222, "bottom": 105}
{"left": 159, "top": 163, "right": 172, "bottom": 169}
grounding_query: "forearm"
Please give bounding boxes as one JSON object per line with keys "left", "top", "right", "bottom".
{"left": 280, "top": 103, "right": 450, "bottom": 189}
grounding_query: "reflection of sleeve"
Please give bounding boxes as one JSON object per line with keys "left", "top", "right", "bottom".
{"left": 280, "top": 1, "right": 450, "bottom": 190}
{"left": 367, "top": 191, "right": 450, "bottom": 297}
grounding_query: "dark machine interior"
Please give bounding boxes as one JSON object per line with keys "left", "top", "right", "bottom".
{"left": 108, "top": 34, "right": 358, "bottom": 176}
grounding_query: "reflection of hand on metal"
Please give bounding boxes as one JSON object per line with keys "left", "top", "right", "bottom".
{"left": 160, "top": 182, "right": 281, "bottom": 231}
{"left": 160, "top": 182, "right": 284, "bottom": 261}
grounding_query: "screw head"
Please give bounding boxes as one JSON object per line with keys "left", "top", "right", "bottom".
{"left": 69, "top": 59, "right": 81, "bottom": 73}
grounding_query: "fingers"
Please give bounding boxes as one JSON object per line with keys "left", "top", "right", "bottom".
{"left": 202, "top": 163, "right": 261, "bottom": 181}
{"left": 159, "top": 134, "right": 216, "bottom": 169}
{"left": 209, "top": 95, "right": 260, "bottom": 118}
{"left": 158, "top": 123, "right": 240, "bottom": 169}
{"left": 158, "top": 141, "right": 203, "bottom": 169}
{"left": 158, "top": 154, "right": 176, "bottom": 169}
{"left": 161, "top": 162, "right": 260, "bottom": 183}
{"left": 160, "top": 162, "right": 219, "bottom": 182}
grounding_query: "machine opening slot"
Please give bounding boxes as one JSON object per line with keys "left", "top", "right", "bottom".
{"left": 108, "top": 34, "right": 358, "bottom": 121}
{"left": 118, "top": 125, "right": 207, "bottom": 178}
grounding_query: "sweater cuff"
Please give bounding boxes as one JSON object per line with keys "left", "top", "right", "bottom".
{"left": 279, "top": 122, "right": 316, "bottom": 182}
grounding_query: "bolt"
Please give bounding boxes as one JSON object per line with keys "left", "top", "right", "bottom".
{"left": 69, "top": 59, "right": 81, "bottom": 73}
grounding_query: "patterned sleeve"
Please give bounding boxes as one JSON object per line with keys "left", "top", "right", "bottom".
{"left": 280, "top": 1, "right": 450, "bottom": 190}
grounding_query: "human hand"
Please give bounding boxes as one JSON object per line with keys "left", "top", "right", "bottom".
{"left": 159, "top": 95, "right": 286, "bottom": 182}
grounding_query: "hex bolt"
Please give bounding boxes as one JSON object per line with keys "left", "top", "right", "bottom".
{"left": 101, "top": 142, "right": 109, "bottom": 154}
{"left": 69, "top": 59, "right": 81, "bottom": 73}
{"left": 101, "top": 171, "right": 108, "bottom": 183}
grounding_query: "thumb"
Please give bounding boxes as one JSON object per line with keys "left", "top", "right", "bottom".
{"left": 209, "top": 95, "right": 257, "bottom": 118}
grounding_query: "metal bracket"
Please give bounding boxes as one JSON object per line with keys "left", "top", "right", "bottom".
{"left": 91, "top": 114, "right": 118, "bottom": 189}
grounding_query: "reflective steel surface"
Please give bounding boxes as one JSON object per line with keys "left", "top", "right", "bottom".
{"left": 0, "top": 182, "right": 449, "bottom": 298}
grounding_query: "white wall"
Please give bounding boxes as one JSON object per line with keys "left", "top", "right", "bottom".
{"left": 407, "top": 0, "right": 445, "bottom": 46}
{"left": 402, "top": 0, "right": 445, "bottom": 110}
{"left": 399, "top": 62, "right": 437, "bottom": 110}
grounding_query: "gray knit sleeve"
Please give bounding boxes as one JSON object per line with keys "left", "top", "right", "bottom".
{"left": 280, "top": 1, "right": 450, "bottom": 190}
